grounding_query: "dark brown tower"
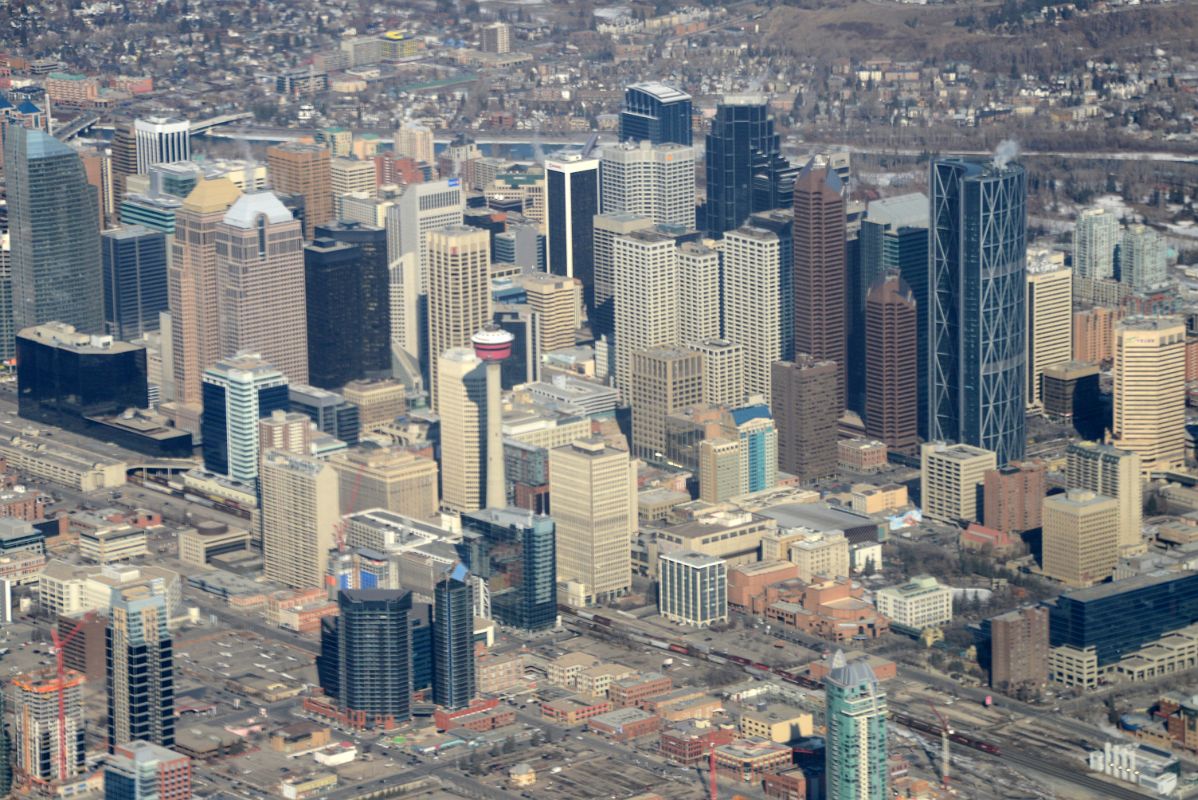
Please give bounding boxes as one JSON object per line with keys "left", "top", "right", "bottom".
{"left": 793, "top": 161, "right": 847, "bottom": 411}
{"left": 864, "top": 273, "right": 918, "bottom": 456}
{"left": 109, "top": 122, "right": 138, "bottom": 211}
{"left": 771, "top": 356, "right": 838, "bottom": 483}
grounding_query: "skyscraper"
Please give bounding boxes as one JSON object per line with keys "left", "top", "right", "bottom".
{"left": 731, "top": 403, "right": 778, "bottom": 495}
{"left": 11, "top": 669, "right": 86, "bottom": 790}
{"left": 550, "top": 438, "right": 636, "bottom": 604}
{"left": 546, "top": 156, "right": 599, "bottom": 311}
{"left": 107, "top": 584, "right": 174, "bottom": 751}
{"left": 519, "top": 272, "right": 581, "bottom": 354}
{"left": 319, "top": 589, "right": 413, "bottom": 729}
{"left": 1112, "top": 317, "right": 1186, "bottom": 477}
{"left": 1025, "top": 254, "right": 1072, "bottom": 410}
{"left": 747, "top": 209, "right": 794, "bottom": 361}
{"left": 864, "top": 274, "right": 918, "bottom": 456}
{"left": 0, "top": 687, "right": 10, "bottom": 798}
{"left": 312, "top": 221, "right": 391, "bottom": 380}
{"left": 260, "top": 449, "right": 339, "bottom": 589}
{"left": 394, "top": 123, "right": 434, "bottom": 165}
{"left": 434, "top": 564, "right": 476, "bottom": 710}
{"left": 426, "top": 226, "right": 491, "bottom": 410}
{"left": 629, "top": 346, "right": 704, "bottom": 461}
{"left": 304, "top": 238, "right": 377, "bottom": 389}
{"left": 929, "top": 157, "right": 1027, "bottom": 465}
{"left": 704, "top": 97, "right": 794, "bottom": 238}
{"left": 168, "top": 178, "right": 242, "bottom": 410}
{"left": 133, "top": 116, "right": 190, "bottom": 173}
{"left": 266, "top": 142, "right": 332, "bottom": 236}
{"left": 102, "top": 225, "right": 168, "bottom": 341}
{"left": 620, "top": 82, "right": 693, "bottom": 146}
{"left": 110, "top": 122, "right": 138, "bottom": 210}
{"left": 1120, "top": 224, "right": 1167, "bottom": 291}
{"left": 473, "top": 326, "right": 512, "bottom": 510}
{"left": 5, "top": 125, "right": 104, "bottom": 337}
{"left": 600, "top": 141, "right": 695, "bottom": 228}
{"left": 200, "top": 353, "right": 289, "bottom": 482}
{"left": 613, "top": 229, "right": 679, "bottom": 391}
{"left": 722, "top": 226, "right": 780, "bottom": 401}
{"left": 1073, "top": 207, "right": 1118, "bottom": 280}
{"left": 1042, "top": 489, "right": 1119, "bottom": 588}
{"left": 824, "top": 652, "right": 888, "bottom": 800}
{"left": 677, "top": 242, "right": 721, "bottom": 345}
{"left": 592, "top": 213, "right": 654, "bottom": 343}
{"left": 690, "top": 338, "right": 744, "bottom": 407}
{"left": 772, "top": 357, "right": 838, "bottom": 483}
{"left": 793, "top": 162, "right": 848, "bottom": 411}
{"left": 1066, "top": 441, "right": 1143, "bottom": 554}
{"left": 462, "top": 508, "right": 557, "bottom": 633}
{"left": 215, "top": 192, "right": 308, "bottom": 384}
{"left": 437, "top": 348, "right": 487, "bottom": 514}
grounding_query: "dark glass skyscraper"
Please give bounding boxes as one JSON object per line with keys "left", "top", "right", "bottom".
{"left": 5, "top": 125, "right": 103, "bottom": 339}
{"left": 929, "top": 157, "right": 1027, "bottom": 465}
{"left": 101, "top": 225, "right": 168, "bottom": 341}
{"left": 619, "top": 82, "right": 693, "bottom": 146}
{"left": 314, "top": 221, "right": 390, "bottom": 376}
{"left": 462, "top": 508, "right": 557, "bottom": 633}
{"left": 704, "top": 97, "right": 794, "bottom": 238}
{"left": 106, "top": 588, "right": 174, "bottom": 751}
{"left": 317, "top": 589, "right": 414, "bottom": 729}
{"left": 546, "top": 156, "right": 599, "bottom": 312}
{"left": 433, "top": 564, "right": 475, "bottom": 710}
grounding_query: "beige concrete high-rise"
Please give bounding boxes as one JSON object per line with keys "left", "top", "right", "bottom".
{"left": 699, "top": 438, "right": 742, "bottom": 503}
{"left": 592, "top": 212, "right": 653, "bottom": 341}
{"left": 437, "top": 347, "right": 487, "bottom": 514}
{"left": 258, "top": 409, "right": 313, "bottom": 456}
{"left": 550, "top": 438, "right": 637, "bottom": 604}
{"left": 630, "top": 346, "right": 704, "bottom": 461}
{"left": 168, "top": 178, "right": 242, "bottom": 410}
{"left": 1112, "top": 317, "right": 1186, "bottom": 477}
{"left": 1042, "top": 489, "right": 1119, "bottom": 588}
{"left": 677, "top": 242, "right": 721, "bottom": 345}
{"left": 342, "top": 378, "right": 406, "bottom": 431}
{"left": 260, "top": 449, "right": 339, "bottom": 590}
{"left": 520, "top": 271, "right": 581, "bottom": 353}
{"left": 394, "top": 123, "right": 434, "bottom": 165}
{"left": 330, "top": 157, "right": 377, "bottom": 217}
{"left": 1026, "top": 253, "right": 1072, "bottom": 410}
{"left": 329, "top": 445, "right": 439, "bottom": 519}
{"left": 215, "top": 192, "right": 309, "bottom": 384}
{"left": 723, "top": 226, "right": 781, "bottom": 402}
{"left": 266, "top": 142, "right": 332, "bottom": 236}
{"left": 613, "top": 229, "right": 679, "bottom": 390}
{"left": 1067, "top": 441, "right": 1143, "bottom": 553}
{"left": 920, "top": 442, "right": 997, "bottom": 525}
{"left": 427, "top": 226, "right": 491, "bottom": 410}
{"left": 689, "top": 338, "right": 744, "bottom": 408}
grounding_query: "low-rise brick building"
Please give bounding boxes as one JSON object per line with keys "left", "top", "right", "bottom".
{"left": 609, "top": 672, "right": 673, "bottom": 708}
{"left": 587, "top": 708, "right": 661, "bottom": 741}
{"left": 659, "top": 722, "right": 738, "bottom": 765}
{"left": 541, "top": 695, "right": 612, "bottom": 725}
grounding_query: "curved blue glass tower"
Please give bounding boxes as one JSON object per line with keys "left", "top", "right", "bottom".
{"left": 929, "top": 157, "right": 1027, "bottom": 466}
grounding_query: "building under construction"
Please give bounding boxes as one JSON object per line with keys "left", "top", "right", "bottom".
{"left": 11, "top": 668, "right": 86, "bottom": 791}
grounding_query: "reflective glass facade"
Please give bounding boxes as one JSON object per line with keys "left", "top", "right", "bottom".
{"left": 313, "top": 223, "right": 392, "bottom": 382}
{"left": 825, "top": 658, "right": 888, "bottom": 800}
{"left": 704, "top": 100, "right": 794, "bottom": 238}
{"left": 433, "top": 569, "right": 475, "bottom": 710}
{"left": 16, "top": 333, "right": 147, "bottom": 429}
{"left": 102, "top": 225, "right": 168, "bottom": 341}
{"left": 462, "top": 508, "right": 557, "bottom": 632}
{"left": 620, "top": 83, "right": 693, "bottom": 146}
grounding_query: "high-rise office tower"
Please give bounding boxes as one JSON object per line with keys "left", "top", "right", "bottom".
{"left": 1073, "top": 207, "right": 1118, "bottom": 280}
{"left": 677, "top": 242, "right": 720, "bottom": 344}
{"left": 330, "top": 157, "right": 376, "bottom": 209}
{"left": 699, "top": 438, "right": 743, "bottom": 503}
{"left": 824, "top": 652, "right": 888, "bottom": 800}
{"left": 426, "top": 226, "right": 491, "bottom": 410}
{"left": 772, "top": 357, "right": 838, "bottom": 483}
{"left": 6, "top": 125, "right": 103, "bottom": 337}
{"left": 103, "top": 741, "right": 191, "bottom": 800}
{"left": 600, "top": 141, "right": 695, "bottom": 228}
{"left": 320, "top": 589, "right": 413, "bottom": 728}
{"left": 387, "top": 180, "right": 465, "bottom": 361}
{"left": 929, "top": 157, "right": 1027, "bottom": 465}
{"left": 258, "top": 409, "right": 312, "bottom": 457}
{"left": 793, "top": 162, "right": 847, "bottom": 410}
{"left": 107, "top": 585, "right": 174, "bottom": 751}
{"left": 988, "top": 606, "right": 1049, "bottom": 692}
{"left": 859, "top": 193, "right": 929, "bottom": 435}
{"left": 722, "top": 226, "right": 780, "bottom": 401}
{"left": 200, "top": 353, "right": 289, "bottom": 482}
{"left": 215, "top": 192, "right": 308, "bottom": 385}
{"left": 546, "top": 155, "right": 599, "bottom": 310}
{"left": 659, "top": 552, "right": 728, "bottom": 627}
{"left": 462, "top": 508, "right": 557, "bottom": 632}
{"left": 311, "top": 221, "right": 390, "bottom": 382}
{"left": 433, "top": 564, "right": 476, "bottom": 710}
{"left": 12, "top": 669, "right": 86, "bottom": 789}
{"left": 329, "top": 446, "right": 438, "bottom": 519}
{"left": 613, "top": 229, "right": 679, "bottom": 390}
{"left": 0, "top": 687, "right": 10, "bottom": 798}
{"left": 983, "top": 461, "right": 1046, "bottom": 535}
{"left": 1120, "top": 224, "right": 1167, "bottom": 291}
{"left": 102, "top": 225, "right": 167, "bottom": 341}
{"left": 1112, "top": 317, "right": 1186, "bottom": 477}
{"left": 0, "top": 232, "right": 13, "bottom": 363}
{"left": 620, "top": 82, "right": 693, "bottom": 146}
{"left": 1025, "top": 254, "right": 1072, "bottom": 410}
{"left": 438, "top": 348, "right": 487, "bottom": 514}
{"left": 480, "top": 21, "right": 511, "bottom": 53}
{"left": 865, "top": 274, "right": 918, "bottom": 456}
{"left": 1042, "top": 489, "right": 1119, "bottom": 588}
{"left": 690, "top": 338, "right": 744, "bottom": 407}
{"left": 169, "top": 178, "right": 242, "bottom": 410}
{"left": 394, "top": 123, "right": 434, "bottom": 165}
{"left": 746, "top": 209, "right": 794, "bottom": 361}
{"left": 289, "top": 383, "right": 360, "bottom": 444}
{"left": 260, "top": 449, "right": 338, "bottom": 589}
{"left": 550, "top": 438, "right": 636, "bottom": 604}
{"left": 920, "top": 442, "right": 997, "bottom": 525}
{"left": 133, "top": 116, "right": 189, "bottom": 173}
{"left": 110, "top": 122, "right": 138, "bottom": 209}
{"left": 592, "top": 213, "right": 653, "bottom": 342}
{"left": 473, "top": 326, "right": 512, "bottom": 509}
{"left": 630, "top": 346, "right": 704, "bottom": 461}
{"left": 304, "top": 238, "right": 373, "bottom": 389}
{"left": 519, "top": 272, "right": 581, "bottom": 353}
{"left": 704, "top": 97, "right": 794, "bottom": 238}
{"left": 493, "top": 304, "right": 539, "bottom": 388}
{"left": 266, "top": 142, "right": 332, "bottom": 236}
{"left": 1066, "top": 441, "right": 1143, "bottom": 553}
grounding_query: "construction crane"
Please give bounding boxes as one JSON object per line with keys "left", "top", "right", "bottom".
{"left": 49, "top": 611, "right": 97, "bottom": 781}
{"left": 927, "top": 701, "right": 952, "bottom": 789}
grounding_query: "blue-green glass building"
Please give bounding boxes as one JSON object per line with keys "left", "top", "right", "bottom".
{"left": 825, "top": 651, "right": 888, "bottom": 800}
